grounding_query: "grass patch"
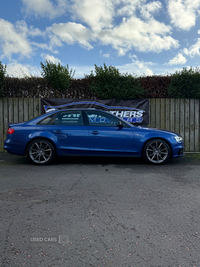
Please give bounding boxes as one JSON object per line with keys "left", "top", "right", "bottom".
{"left": 185, "top": 153, "right": 200, "bottom": 159}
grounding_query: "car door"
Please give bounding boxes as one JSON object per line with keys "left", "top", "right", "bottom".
{"left": 47, "top": 110, "right": 90, "bottom": 155}
{"left": 84, "top": 110, "right": 134, "bottom": 156}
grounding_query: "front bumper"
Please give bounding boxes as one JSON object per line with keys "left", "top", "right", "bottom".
{"left": 172, "top": 142, "right": 185, "bottom": 158}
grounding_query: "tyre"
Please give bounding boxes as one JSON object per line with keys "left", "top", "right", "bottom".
{"left": 143, "top": 139, "right": 171, "bottom": 164}
{"left": 27, "top": 139, "right": 55, "bottom": 165}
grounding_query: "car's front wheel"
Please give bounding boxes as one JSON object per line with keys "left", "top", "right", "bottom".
{"left": 143, "top": 139, "right": 171, "bottom": 164}
{"left": 27, "top": 139, "right": 55, "bottom": 165}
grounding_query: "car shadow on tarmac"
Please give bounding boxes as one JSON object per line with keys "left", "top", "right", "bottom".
{"left": 1, "top": 152, "right": 199, "bottom": 166}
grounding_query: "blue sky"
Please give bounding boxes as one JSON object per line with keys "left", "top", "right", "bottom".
{"left": 0, "top": 0, "right": 200, "bottom": 78}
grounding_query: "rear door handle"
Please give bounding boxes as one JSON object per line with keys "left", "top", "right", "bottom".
{"left": 53, "top": 130, "right": 62, "bottom": 134}
{"left": 91, "top": 131, "right": 99, "bottom": 135}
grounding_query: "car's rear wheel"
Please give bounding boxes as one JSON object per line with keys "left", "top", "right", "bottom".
{"left": 27, "top": 139, "right": 55, "bottom": 165}
{"left": 143, "top": 139, "right": 171, "bottom": 164}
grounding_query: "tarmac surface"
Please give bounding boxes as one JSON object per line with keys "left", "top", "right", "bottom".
{"left": 0, "top": 153, "right": 200, "bottom": 267}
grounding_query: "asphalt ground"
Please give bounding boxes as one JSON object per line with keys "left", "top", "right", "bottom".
{"left": 0, "top": 153, "right": 200, "bottom": 267}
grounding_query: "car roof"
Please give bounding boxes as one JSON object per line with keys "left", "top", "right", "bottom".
{"left": 46, "top": 108, "right": 109, "bottom": 114}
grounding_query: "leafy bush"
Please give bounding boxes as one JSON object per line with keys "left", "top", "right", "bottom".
{"left": 168, "top": 67, "right": 200, "bottom": 98}
{"left": 5, "top": 61, "right": 200, "bottom": 99}
{"left": 87, "top": 63, "right": 146, "bottom": 99}
{"left": 0, "top": 61, "right": 6, "bottom": 97}
{"left": 4, "top": 77, "right": 51, "bottom": 98}
{"left": 40, "top": 60, "right": 75, "bottom": 92}
{"left": 2, "top": 76, "right": 96, "bottom": 98}
{"left": 139, "top": 75, "right": 171, "bottom": 98}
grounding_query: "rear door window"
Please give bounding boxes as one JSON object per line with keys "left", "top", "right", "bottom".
{"left": 53, "top": 111, "right": 83, "bottom": 126}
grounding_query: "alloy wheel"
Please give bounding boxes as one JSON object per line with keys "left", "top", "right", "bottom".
{"left": 145, "top": 140, "right": 169, "bottom": 164}
{"left": 29, "top": 140, "right": 53, "bottom": 164}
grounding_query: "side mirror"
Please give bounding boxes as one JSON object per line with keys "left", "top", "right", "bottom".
{"left": 117, "top": 121, "right": 123, "bottom": 128}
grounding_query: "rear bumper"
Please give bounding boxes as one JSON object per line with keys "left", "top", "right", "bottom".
{"left": 4, "top": 140, "right": 26, "bottom": 156}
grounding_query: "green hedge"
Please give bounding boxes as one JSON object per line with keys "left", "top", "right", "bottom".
{"left": 0, "top": 61, "right": 6, "bottom": 97}
{"left": 1, "top": 63, "right": 200, "bottom": 99}
{"left": 86, "top": 64, "right": 146, "bottom": 99}
{"left": 168, "top": 67, "right": 200, "bottom": 98}
{"left": 40, "top": 60, "right": 75, "bottom": 92}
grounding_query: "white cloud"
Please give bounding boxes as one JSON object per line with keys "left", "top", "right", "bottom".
{"left": 140, "top": 1, "right": 162, "bottom": 20}
{"left": 21, "top": 0, "right": 68, "bottom": 19}
{"left": 72, "top": 60, "right": 154, "bottom": 78}
{"left": 6, "top": 62, "right": 41, "bottom": 77}
{"left": 41, "top": 0, "right": 179, "bottom": 56}
{"left": 183, "top": 39, "right": 200, "bottom": 57}
{"left": 0, "top": 1, "right": 182, "bottom": 69}
{"left": 72, "top": 61, "right": 183, "bottom": 78}
{"left": 102, "top": 53, "right": 110, "bottom": 58}
{"left": 167, "top": 0, "right": 200, "bottom": 30}
{"left": 168, "top": 53, "right": 187, "bottom": 65}
{"left": 45, "top": 5, "right": 179, "bottom": 56}
{"left": 15, "top": 20, "right": 43, "bottom": 37}
{"left": 97, "top": 17, "right": 179, "bottom": 55}
{"left": 71, "top": 65, "right": 94, "bottom": 78}
{"left": 99, "top": 50, "right": 110, "bottom": 58}
{"left": 0, "top": 19, "right": 32, "bottom": 59}
{"left": 72, "top": 0, "right": 114, "bottom": 31}
{"left": 117, "top": 0, "right": 146, "bottom": 17}
{"left": 32, "top": 33, "right": 63, "bottom": 54}
{"left": 4, "top": 60, "right": 184, "bottom": 79}
{"left": 49, "top": 22, "right": 93, "bottom": 49}
{"left": 32, "top": 42, "right": 57, "bottom": 54}
{"left": 29, "top": 27, "right": 44, "bottom": 37}
{"left": 41, "top": 53, "right": 61, "bottom": 64}
{"left": 124, "top": 54, "right": 154, "bottom": 76}
{"left": 0, "top": 19, "right": 62, "bottom": 59}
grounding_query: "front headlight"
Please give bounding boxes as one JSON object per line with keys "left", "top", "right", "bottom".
{"left": 174, "top": 135, "right": 183, "bottom": 142}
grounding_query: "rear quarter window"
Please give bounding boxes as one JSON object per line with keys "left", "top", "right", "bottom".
{"left": 37, "top": 114, "right": 54, "bottom": 125}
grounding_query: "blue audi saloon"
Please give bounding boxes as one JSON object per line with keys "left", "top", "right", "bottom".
{"left": 4, "top": 109, "right": 184, "bottom": 165}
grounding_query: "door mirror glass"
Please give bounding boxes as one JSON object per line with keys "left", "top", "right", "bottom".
{"left": 117, "top": 121, "right": 123, "bottom": 128}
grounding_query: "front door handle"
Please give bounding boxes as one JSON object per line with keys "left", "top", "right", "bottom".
{"left": 91, "top": 131, "right": 99, "bottom": 135}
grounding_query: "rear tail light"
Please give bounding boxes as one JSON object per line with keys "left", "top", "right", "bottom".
{"left": 7, "top": 128, "right": 15, "bottom": 134}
